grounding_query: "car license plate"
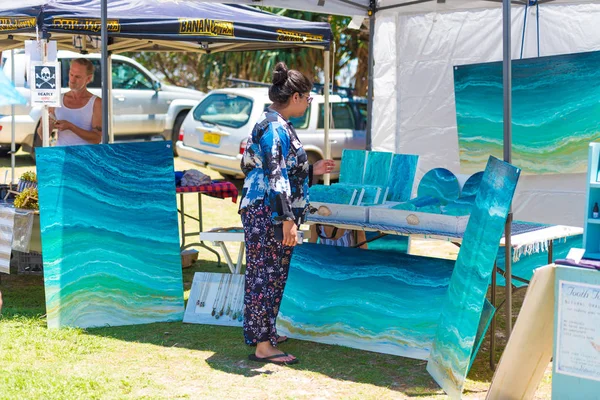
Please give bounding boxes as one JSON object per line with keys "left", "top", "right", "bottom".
{"left": 203, "top": 132, "right": 220, "bottom": 145}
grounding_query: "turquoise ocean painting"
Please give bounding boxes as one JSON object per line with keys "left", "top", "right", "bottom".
{"left": 455, "top": 50, "right": 600, "bottom": 174}
{"left": 427, "top": 157, "right": 521, "bottom": 398}
{"left": 278, "top": 243, "right": 455, "bottom": 360}
{"left": 37, "top": 142, "right": 184, "bottom": 329}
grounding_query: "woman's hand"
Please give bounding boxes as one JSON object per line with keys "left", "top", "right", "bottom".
{"left": 282, "top": 220, "right": 298, "bottom": 247}
{"left": 313, "top": 159, "right": 335, "bottom": 175}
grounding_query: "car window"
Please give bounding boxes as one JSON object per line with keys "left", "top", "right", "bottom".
{"left": 263, "top": 104, "right": 310, "bottom": 129}
{"left": 112, "top": 61, "right": 153, "bottom": 90}
{"left": 317, "top": 102, "right": 355, "bottom": 130}
{"left": 194, "top": 93, "right": 253, "bottom": 129}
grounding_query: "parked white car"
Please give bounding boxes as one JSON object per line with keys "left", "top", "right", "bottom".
{"left": 176, "top": 87, "right": 367, "bottom": 180}
{"left": 0, "top": 50, "right": 205, "bottom": 156}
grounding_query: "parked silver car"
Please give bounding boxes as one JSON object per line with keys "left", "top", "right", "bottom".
{"left": 176, "top": 87, "right": 367, "bottom": 180}
{"left": 0, "top": 50, "right": 205, "bottom": 156}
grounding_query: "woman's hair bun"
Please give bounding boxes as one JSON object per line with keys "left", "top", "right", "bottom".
{"left": 268, "top": 61, "right": 312, "bottom": 104}
{"left": 272, "top": 62, "right": 288, "bottom": 86}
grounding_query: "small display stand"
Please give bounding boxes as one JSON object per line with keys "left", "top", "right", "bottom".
{"left": 583, "top": 143, "right": 600, "bottom": 259}
{"left": 553, "top": 264, "right": 600, "bottom": 398}
{"left": 552, "top": 142, "right": 600, "bottom": 396}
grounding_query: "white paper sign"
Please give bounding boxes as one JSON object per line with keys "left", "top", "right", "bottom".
{"left": 30, "top": 62, "right": 61, "bottom": 107}
{"left": 555, "top": 280, "right": 600, "bottom": 381}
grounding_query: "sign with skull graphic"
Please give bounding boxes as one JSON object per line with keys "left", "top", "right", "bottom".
{"left": 35, "top": 66, "right": 57, "bottom": 89}
{"left": 30, "top": 62, "right": 61, "bottom": 106}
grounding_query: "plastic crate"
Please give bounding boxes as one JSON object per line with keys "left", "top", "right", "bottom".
{"left": 12, "top": 251, "right": 43, "bottom": 275}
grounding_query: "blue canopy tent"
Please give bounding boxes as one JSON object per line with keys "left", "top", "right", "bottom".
{"left": 0, "top": 1, "right": 332, "bottom": 53}
{"left": 0, "top": 1, "right": 334, "bottom": 181}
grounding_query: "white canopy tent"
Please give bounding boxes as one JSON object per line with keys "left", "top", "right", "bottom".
{"left": 202, "top": 0, "right": 600, "bottom": 227}
{"left": 197, "top": 0, "right": 595, "bottom": 16}
{"left": 368, "top": 2, "right": 600, "bottom": 230}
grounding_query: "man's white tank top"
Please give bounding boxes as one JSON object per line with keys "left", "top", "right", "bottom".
{"left": 55, "top": 94, "right": 97, "bottom": 146}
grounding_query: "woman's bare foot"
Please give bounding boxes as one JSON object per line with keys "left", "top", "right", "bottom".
{"left": 256, "top": 341, "right": 296, "bottom": 363}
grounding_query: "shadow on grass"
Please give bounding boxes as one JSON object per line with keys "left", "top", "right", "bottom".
{"left": 0, "top": 259, "right": 521, "bottom": 397}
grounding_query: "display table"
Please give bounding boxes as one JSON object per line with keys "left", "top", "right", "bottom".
{"left": 306, "top": 214, "right": 583, "bottom": 368}
{"left": 176, "top": 181, "right": 238, "bottom": 266}
{"left": 307, "top": 216, "right": 582, "bottom": 264}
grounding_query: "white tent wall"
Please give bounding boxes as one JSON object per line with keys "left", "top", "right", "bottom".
{"left": 372, "top": 3, "right": 600, "bottom": 226}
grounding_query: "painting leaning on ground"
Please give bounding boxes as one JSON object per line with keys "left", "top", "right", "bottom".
{"left": 455, "top": 50, "right": 600, "bottom": 175}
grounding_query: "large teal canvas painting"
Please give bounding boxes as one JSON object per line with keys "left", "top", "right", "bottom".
{"left": 455, "top": 50, "right": 600, "bottom": 174}
{"left": 277, "top": 243, "right": 455, "bottom": 360}
{"left": 427, "top": 157, "right": 520, "bottom": 398}
{"left": 37, "top": 142, "right": 184, "bottom": 329}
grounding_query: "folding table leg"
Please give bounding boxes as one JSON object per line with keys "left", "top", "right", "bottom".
{"left": 179, "top": 193, "right": 186, "bottom": 249}
{"left": 178, "top": 192, "right": 221, "bottom": 266}
{"left": 218, "top": 241, "right": 236, "bottom": 274}
{"left": 235, "top": 242, "right": 245, "bottom": 274}
{"left": 196, "top": 193, "right": 221, "bottom": 266}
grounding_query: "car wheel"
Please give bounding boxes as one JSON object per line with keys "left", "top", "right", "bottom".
{"left": 172, "top": 111, "right": 189, "bottom": 157}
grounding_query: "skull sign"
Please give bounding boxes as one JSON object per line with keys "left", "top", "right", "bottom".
{"left": 35, "top": 65, "right": 56, "bottom": 89}
{"left": 41, "top": 67, "right": 51, "bottom": 81}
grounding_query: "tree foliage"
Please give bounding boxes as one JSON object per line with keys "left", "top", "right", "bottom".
{"left": 125, "top": 8, "right": 369, "bottom": 95}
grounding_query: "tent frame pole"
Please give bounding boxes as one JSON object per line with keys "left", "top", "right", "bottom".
{"left": 366, "top": 12, "right": 375, "bottom": 151}
{"left": 101, "top": 0, "right": 110, "bottom": 144}
{"left": 41, "top": 39, "right": 50, "bottom": 148}
{"left": 324, "top": 49, "right": 331, "bottom": 185}
{"left": 502, "top": 0, "right": 514, "bottom": 341}
{"left": 107, "top": 53, "right": 114, "bottom": 143}
{"left": 10, "top": 48, "right": 16, "bottom": 185}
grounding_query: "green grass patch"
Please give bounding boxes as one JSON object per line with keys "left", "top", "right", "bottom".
{"left": 0, "top": 154, "right": 551, "bottom": 399}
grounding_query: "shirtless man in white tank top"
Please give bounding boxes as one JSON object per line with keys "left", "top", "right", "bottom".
{"left": 37, "top": 58, "right": 102, "bottom": 146}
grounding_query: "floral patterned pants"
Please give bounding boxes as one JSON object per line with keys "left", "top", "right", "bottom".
{"left": 241, "top": 202, "right": 294, "bottom": 346}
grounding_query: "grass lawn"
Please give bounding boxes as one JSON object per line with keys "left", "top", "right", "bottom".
{"left": 0, "top": 151, "right": 552, "bottom": 399}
